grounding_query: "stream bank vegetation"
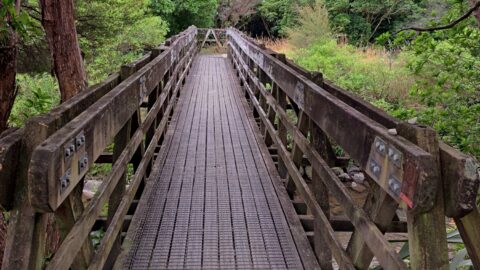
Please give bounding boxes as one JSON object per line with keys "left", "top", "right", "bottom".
{"left": 261, "top": 0, "right": 479, "bottom": 160}
{"left": 259, "top": 0, "right": 479, "bottom": 268}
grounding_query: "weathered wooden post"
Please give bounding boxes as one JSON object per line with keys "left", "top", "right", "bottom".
{"left": 397, "top": 123, "right": 449, "bottom": 270}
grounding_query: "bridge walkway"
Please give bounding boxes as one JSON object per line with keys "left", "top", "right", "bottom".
{"left": 119, "top": 55, "right": 314, "bottom": 269}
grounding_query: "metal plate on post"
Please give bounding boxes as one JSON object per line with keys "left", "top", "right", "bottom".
{"left": 57, "top": 131, "right": 86, "bottom": 206}
{"left": 367, "top": 136, "right": 411, "bottom": 208}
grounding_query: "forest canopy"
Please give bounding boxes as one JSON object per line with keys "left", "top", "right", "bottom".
{"left": 1, "top": 0, "right": 479, "bottom": 160}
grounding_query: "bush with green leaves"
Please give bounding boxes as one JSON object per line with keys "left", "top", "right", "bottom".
{"left": 259, "top": 0, "right": 314, "bottom": 37}
{"left": 285, "top": 0, "right": 330, "bottom": 48}
{"left": 323, "top": 0, "right": 425, "bottom": 45}
{"left": 150, "top": 0, "right": 218, "bottom": 34}
{"left": 286, "top": 0, "right": 480, "bottom": 159}
{"left": 77, "top": 0, "right": 169, "bottom": 83}
{"left": 85, "top": 15, "right": 168, "bottom": 83}
{"left": 395, "top": 0, "right": 480, "bottom": 158}
{"left": 8, "top": 73, "right": 59, "bottom": 127}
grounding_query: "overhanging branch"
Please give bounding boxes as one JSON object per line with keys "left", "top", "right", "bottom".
{"left": 397, "top": 1, "right": 480, "bottom": 33}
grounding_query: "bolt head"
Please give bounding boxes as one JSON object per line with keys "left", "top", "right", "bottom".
{"left": 65, "top": 149, "right": 71, "bottom": 157}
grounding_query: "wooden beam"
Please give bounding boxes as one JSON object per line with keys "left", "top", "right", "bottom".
{"left": 454, "top": 208, "right": 480, "bottom": 269}
{"left": 397, "top": 123, "right": 449, "bottom": 270}
{"left": 0, "top": 128, "right": 23, "bottom": 210}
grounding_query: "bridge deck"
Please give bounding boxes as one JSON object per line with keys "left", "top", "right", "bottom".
{"left": 120, "top": 55, "right": 312, "bottom": 269}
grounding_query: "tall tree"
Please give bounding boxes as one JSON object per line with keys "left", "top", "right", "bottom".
{"left": 0, "top": 0, "right": 21, "bottom": 133}
{"left": 40, "top": 0, "right": 87, "bottom": 101}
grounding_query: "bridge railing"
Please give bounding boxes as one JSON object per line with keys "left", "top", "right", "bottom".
{"left": 227, "top": 28, "right": 480, "bottom": 269}
{"left": 0, "top": 26, "right": 198, "bottom": 270}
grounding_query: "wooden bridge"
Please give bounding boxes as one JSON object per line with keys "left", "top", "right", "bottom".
{"left": 0, "top": 27, "right": 479, "bottom": 270}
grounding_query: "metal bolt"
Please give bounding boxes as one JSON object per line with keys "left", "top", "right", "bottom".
{"left": 60, "top": 173, "right": 70, "bottom": 190}
{"left": 65, "top": 148, "right": 71, "bottom": 158}
{"left": 80, "top": 157, "right": 88, "bottom": 170}
{"left": 76, "top": 138, "right": 83, "bottom": 148}
{"left": 388, "top": 148, "right": 394, "bottom": 158}
{"left": 393, "top": 154, "right": 400, "bottom": 162}
{"left": 370, "top": 161, "right": 381, "bottom": 175}
{"left": 80, "top": 135, "right": 86, "bottom": 143}
{"left": 378, "top": 144, "right": 385, "bottom": 153}
{"left": 69, "top": 144, "right": 75, "bottom": 153}
{"left": 388, "top": 177, "right": 401, "bottom": 195}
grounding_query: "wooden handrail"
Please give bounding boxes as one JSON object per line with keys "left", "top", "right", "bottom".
{"left": 227, "top": 27, "right": 480, "bottom": 270}
{"left": 228, "top": 28, "right": 438, "bottom": 212}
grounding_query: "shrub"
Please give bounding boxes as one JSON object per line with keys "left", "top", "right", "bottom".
{"left": 285, "top": 0, "right": 330, "bottom": 48}
{"left": 8, "top": 73, "right": 60, "bottom": 127}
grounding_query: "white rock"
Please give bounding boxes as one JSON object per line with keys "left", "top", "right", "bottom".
{"left": 347, "top": 165, "right": 361, "bottom": 174}
{"left": 388, "top": 128, "right": 398, "bottom": 136}
{"left": 82, "top": 190, "right": 95, "bottom": 201}
{"left": 84, "top": 180, "right": 102, "bottom": 194}
{"left": 338, "top": 173, "right": 351, "bottom": 182}
{"left": 352, "top": 173, "right": 365, "bottom": 184}
{"left": 331, "top": 167, "right": 344, "bottom": 176}
{"left": 408, "top": 117, "right": 418, "bottom": 125}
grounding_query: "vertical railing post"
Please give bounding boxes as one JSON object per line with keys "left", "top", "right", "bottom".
{"left": 398, "top": 123, "right": 449, "bottom": 270}
{"left": 310, "top": 122, "right": 333, "bottom": 270}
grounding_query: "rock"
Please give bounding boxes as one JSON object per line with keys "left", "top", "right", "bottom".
{"left": 84, "top": 180, "right": 102, "bottom": 194}
{"left": 347, "top": 165, "right": 361, "bottom": 174}
{"left": 388, "top": 129, "right": 398, "bottom": 136}
{"left": 350, "top": 182, "right": 367, "bottom": 193}
{"left": 331, "top": 167, "right": 344, "bottom": 176}
{"left": 338, "top": 173, "right": 351, "bottom": 182}
{"left": 82, "top": 190, "right": 95, "bottom": 201}
{"left": 408, "top": 117, "right": 418, "bottom": 125}
{"left": 351, "top": 172, "right": 365, "bottom": 184}
{"left": 305, "top": 166, "right": 312, "bottom": 179}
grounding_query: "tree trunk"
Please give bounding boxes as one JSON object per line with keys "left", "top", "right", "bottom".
{"left": 40, "top": 0, "right": 87, "bottom": 102}
{"left": 470, "top": 0, "right": 480, "bottom": 27}
{"left": 0, "top": 1, "right": 21, "bottom": 134}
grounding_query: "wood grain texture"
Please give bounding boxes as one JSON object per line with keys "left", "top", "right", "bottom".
{"left": 122, "top": 55, "right": 311, "bottom": 269}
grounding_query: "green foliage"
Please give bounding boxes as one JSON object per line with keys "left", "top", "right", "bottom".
{"left": 397, "top": 1, "right": 480, "bottom": 157}
{"left": 90, "top": 229, "right": 105, "bottom": 249}
{"left": 285, "top": 0, "right": 480, "bottom": 159}
{"left": 150, "top": 0, "right": 218, "bottom": 34}
{"left": 0, "top": 0, "right": 39, "bottom": 43}
{"left": 76, "top": 0, "right": 169, "bottom": 83}
{"left": 8, "top": 73, "right": 59, "bottom": 127}
{"left": 290, "top": 40, "right": 413, "bottom": 103}
{"left": 285, "top": 0, "right": 330, "bottom": 48}
{"left": 324, "top": 0, "right": 425, "bottom": 45}
{"left": 84, "top": 16, "right": 168, "bottom": 83}
{"left": 259, "top": 0, "right": 314, "bottom": 36}
{"left": 88, "top": 164, "right": 112, "bottom": 177}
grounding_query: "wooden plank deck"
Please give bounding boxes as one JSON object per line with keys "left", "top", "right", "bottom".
{"left": 120, "top": 55, "right": 314, "bottom": 269}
